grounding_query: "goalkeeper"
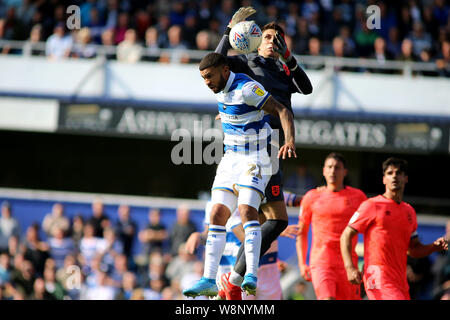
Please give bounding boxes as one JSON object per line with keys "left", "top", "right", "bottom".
{"left": 215, "top": 7, "right": 313, "bottom": 300}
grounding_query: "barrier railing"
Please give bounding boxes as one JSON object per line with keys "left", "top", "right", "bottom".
{"left": 0, "top": 39, "right": 442, "bottom": 77}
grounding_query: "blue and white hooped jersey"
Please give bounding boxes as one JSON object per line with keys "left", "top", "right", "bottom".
{"left": 216, "top": 71, "right": 272, "bottom": 152}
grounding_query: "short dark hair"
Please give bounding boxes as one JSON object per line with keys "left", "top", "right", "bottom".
{"left": 199, "top": 52, "right": 228, "bottom": 71}
{"left": 261, "top": 22, "right": 285, "bottom": 36}
{"left": 324, "top": 152, "right": 346, "bottom": 168}
{"left": 382, "top": 157, "right": 408, "bottom": 175}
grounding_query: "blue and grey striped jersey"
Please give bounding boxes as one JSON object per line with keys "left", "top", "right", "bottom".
{"left": 216, "top": 71, "right": 272, "bottom": 152}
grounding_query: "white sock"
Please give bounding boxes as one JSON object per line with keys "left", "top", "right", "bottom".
{"left": 229, "top": 270, "right": 243, "bottom": 286}
{"left": 203, "top": 225, "right": 227, "bottom": 279}
{"left": 243, "top": 220, "right": 261, "bottom": 277}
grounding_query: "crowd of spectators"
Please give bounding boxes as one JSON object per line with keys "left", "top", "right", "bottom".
{"left": 0, "top": 0, "right": 449, "bottom": 75}
{"left": 0, "top": 199, "right": 214, "bottom": 300}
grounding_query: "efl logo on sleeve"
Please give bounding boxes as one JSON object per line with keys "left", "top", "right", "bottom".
{"left": 252, "top": 85, "right": 265, "bottom": 96}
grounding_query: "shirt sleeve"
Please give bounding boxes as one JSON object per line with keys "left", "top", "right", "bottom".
{"left": 241, "top": 81, "right": 271, "bottom": 110}
{"left": 348, "top": 200, "right": 376, "bottom": 234}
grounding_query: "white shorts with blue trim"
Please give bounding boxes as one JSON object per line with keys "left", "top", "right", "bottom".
{"left": 211, "top": 149, "right": 271, "bottom": 209}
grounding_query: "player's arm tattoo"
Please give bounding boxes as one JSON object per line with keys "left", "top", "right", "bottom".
{"left": 261, "top": 96, "right": 295, "bottom": 145}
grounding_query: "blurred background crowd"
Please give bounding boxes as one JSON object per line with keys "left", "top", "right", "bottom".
{"left": 0, "top": 0, "right": 449, "bottom": 75}
{"left": 0, "top": 198, "right": 449, "bottom": 300}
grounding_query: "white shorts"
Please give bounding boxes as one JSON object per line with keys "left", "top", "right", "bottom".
{"left": 211, "top": 149, "right": 271, "bottom": 208}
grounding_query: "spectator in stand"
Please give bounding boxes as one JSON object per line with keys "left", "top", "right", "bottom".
{"left": 100, "top": 28, "right": 116, "bottom": 60}
{"left": 165, "top": 243, "right": 196, "bottom": 285}
{"left": 117, "top": 28, "right": 143, "bottom": 63}
{"left": 70, "top": 214, "right": 84, "bottom": 250}
{"left": 169, "top": 0, "right": 186, "bottom": 27}
{"left": 110, "top": 254, "right": 129, "bottom": 288}
{"left": 375, "top": 2, "right": 398, "bottom": 41}
{"left": 285, "top": 2, "right": 300, "bottom": 38}
{"left": 86, "top": 7, "right": 104, "bottom": 43}
{"left": 183, "top": 13, "right": 199, "bottom": 49}
{"left": 7, "top": 235, "right": 20, "bottom": 259}
{"left": 78, "top": 222, "right": 105, "bottom": 271}
{"left": 206, "top": 17, "right": 222, "bottom": 50}
{"left": 104, "top": 0, "right": 119, "bottom": 30}
{"left": 134, "top": 9, "right": 151, "bottom": 41}
{"left": 436, "top": 40, "right": 450, "bottom": 77}
{"left": 399, "top": 38, "right": 418, "bottom": 63}
{"left": 45, "top": 22, "right": 72, "bottom": 60}
{"left": 72, "top": 27, "right": 97, "bottom": 59}
{"left": 159, "top": 25, "right": 189, "bottom": 64}
{"left": 370, "top": 37, "right": 395, "bottom": 74}
{"left": 11, "top": 259, "right": 35, "bottom": 299}
{"left": 143, "top": 26, "right": 160, "bottom": 61}
{"left": 43, "top": 266, "right": 65, "bottom": 300}
{"left": 115, "top": 204, "right": 136, "bottom": 259}
{"left": 88, "top": 198, "right": 110, "bottom": 238}
{"left": 21, "top": 223, "right": 49, "bottom": 276}
{"left": 294, "top": 17, "right": 310, "bottom": 55}
{"left": 55, "top": 254, "right": 79, "bottom": 299}
{"left": 99, "top": 227, "right": 124, "bottom": 272}
{"left": 422, "top": 5, "right": 440, "bottom": 41}
{"left": 143, "top": 277, "right": 163, "bottom": 300}
{"left": 114, "top": 12, "right": 130, "bottom": 44}
{"left": 0, "top": 201, "right": 21, "bottom": 253}
{"left": 409, "top": 21, "right": 433, "bottom": 57}
{"left": 115, "top": 271, "right": 137, "bottom": 300}
{"left": 85, "top": 269, "right": 117, "bottom": 300}
{"left": 155, "top": 14, "right": 171, "bottom": 49}
{"left": 41, "top": 203, "right": 70, "bottom": 238}
{"left": 168, "top": 205, "right": 196, "bottom": 257}
{"left": 0, "top": 252, "right": 11, "bottom": 285}
{"left": 139, "top": 208, "right": 168, "bottom": 258}
{"left": 22, "top": 23, "right": 44, "bottom": 56}
{"left": 195, "top": 30, "right": 211, "bottom": 51}
{"left": 354, "top": 20, "right": 378, "bottom": 57}
{"left": 339, "top": 25, "right": 356, "bottom": 57}
{"left": 386, "top": 27, "right": 402, "bottom": 59}
{"left": 48, "top": 227, "right": 75, "bottom": 270}
{"left": 305, "top": 37, "right": 325, "bottom": 70}
{"left": 145, "top": 251, "right": 169, "bottom": 289}
{"left": 31, "top": 277, "right": 56, "bottom": 300}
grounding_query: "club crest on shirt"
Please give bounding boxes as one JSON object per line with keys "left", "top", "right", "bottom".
{"left": 252, "top": 84, "right": 265, "bottom": 96}
{"left": 272, "top": 185, "right": 280, "bottom": 196}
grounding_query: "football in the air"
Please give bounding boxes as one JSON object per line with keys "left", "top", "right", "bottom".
{"left": 229, "top": 21, "right": 262, "bottom": 54}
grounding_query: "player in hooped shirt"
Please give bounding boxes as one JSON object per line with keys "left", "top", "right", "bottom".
{"left": 340, "top": 157, "right": 448, "bottom": 300}
{"left": 296, "top": 153, "right": 367, "bottom": 300}
{"left": 182, "top": 52, "right": 296, "bottom": 298}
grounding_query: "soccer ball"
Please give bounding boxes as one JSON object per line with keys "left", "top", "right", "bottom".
{"left": 229, "top": 21, "right": 262, "bottom": 54}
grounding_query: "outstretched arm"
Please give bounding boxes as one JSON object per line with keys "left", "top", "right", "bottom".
{"left": 261, "top": 96, "right": 296, "bottom": 159}
{"left": 273, "top": 32, "right": 313, "bottom": 95}
{"left": 408, "top": 236, "right": 448, "bottom": 258}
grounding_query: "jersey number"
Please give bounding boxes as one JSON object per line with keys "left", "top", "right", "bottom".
{"left": 246, "top": 163, "right": 262, "bottom": 179}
